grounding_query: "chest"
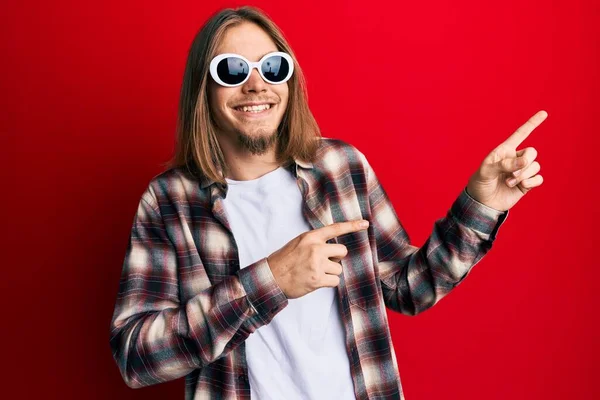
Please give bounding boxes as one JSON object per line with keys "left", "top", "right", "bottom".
{"left": 177, "top": 169, "right": 379, "bottom": 311}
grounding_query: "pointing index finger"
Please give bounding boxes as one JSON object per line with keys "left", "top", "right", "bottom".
{"left": 503, "top": 110, "right": 548, "bottom": 149}
{"left": 317, "top": 220, "right": 369, "bottom": 241}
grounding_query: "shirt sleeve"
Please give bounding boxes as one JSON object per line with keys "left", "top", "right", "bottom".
{"left": 359, "top": 151, "right": 509, "bottom": 316}
{"left": 109, "top": 186, "right": 288, "bottom": 388}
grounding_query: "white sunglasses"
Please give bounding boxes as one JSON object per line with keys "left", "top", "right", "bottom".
{"left": 209, "top": 51, "right": 294, "bottom": 87}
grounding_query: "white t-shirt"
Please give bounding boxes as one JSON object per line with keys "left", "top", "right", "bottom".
{"left": 221, "top": 165, "right": 355, "bottom": 400}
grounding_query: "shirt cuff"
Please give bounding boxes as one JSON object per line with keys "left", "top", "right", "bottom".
{"left": 450, "top": 187, "right": 509, "bottom": 241}
{"left": 237, "top": 257, "right": 288, "bottom": 326}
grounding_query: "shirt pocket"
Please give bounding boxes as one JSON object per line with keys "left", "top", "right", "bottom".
{"left": 347, "top": 280, "right": 379, "bottom": 311}
{"left": 339, "top": 235, "right": 379, "bottom": 311}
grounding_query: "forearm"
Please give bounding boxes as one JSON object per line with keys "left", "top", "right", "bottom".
{"left": 109, "top": 256, "right": 287, "bottom": 388}
{"left": 378, "top": 188, "right": 508, "bottom": 315}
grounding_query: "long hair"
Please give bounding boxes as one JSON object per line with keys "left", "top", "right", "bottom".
{"left": 164, "top": 6, "right": 321, "bottom": 184}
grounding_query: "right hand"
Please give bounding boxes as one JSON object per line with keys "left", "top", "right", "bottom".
{"left": 266, "top": 219, "right": 370, "bottom": 299}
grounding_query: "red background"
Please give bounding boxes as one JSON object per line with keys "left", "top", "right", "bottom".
{"left": 2, "top": 0, "right": 599, "bottom": 399}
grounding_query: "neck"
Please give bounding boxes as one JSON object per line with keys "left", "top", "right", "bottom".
{"left": 218, "top": 135, "right": 282, "bottom": 181}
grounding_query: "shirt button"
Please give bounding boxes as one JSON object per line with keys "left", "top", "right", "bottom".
{"left": 229, "top": 260, "right": 238, "bottom": 267}
{"left": 237, "top": 374, "right": 247, "bottom": 382}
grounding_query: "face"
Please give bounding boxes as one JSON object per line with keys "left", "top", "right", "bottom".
{"left": 208, "top": 22, "right": 289, "bottom": 156}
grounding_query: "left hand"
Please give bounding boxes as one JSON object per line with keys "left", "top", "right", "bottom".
{"left": 466, "top": 110, "right": 548, "bottom": 212}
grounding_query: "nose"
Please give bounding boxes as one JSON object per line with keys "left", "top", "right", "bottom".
{"left": 242, "top": 68, "right": 267, "bottom": 94}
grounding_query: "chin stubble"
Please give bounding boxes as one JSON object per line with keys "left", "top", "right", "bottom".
{"left": 235, "top": 128, "right": 279, "bottom": 156}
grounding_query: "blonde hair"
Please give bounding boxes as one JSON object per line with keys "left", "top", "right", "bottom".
{"left": 164, "top": 6, "right": 321, "bottom": 183}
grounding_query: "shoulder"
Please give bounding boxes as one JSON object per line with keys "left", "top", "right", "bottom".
{"left": 141, "top": 166, "right": 202, "bottom": 208}
{"left": 314, "top": 136, "right": 370, "bottom": 171}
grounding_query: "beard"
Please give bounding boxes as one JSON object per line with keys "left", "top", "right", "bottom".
{"left": 235, "top": 126, "right": 279, "bottom": 156}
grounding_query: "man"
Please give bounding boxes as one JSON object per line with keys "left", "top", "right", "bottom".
{"left": 109, "top": 6, "right": 546, "bottom": 400}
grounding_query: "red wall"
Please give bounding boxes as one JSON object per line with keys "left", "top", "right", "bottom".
{"left": 3, "top": 0, "right": 598, "bottom": 399}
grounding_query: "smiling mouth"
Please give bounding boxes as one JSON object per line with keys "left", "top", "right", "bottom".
{"left": 233, "top": 103, "right": 274, "bottom": 114}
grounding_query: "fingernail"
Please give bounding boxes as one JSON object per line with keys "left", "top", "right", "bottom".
{"left": 507, "top": 178, "right": 517, "bottom": 186}
{"left": 360, "top": 220, "right": 369, "bottom": 228}
{"left": 513, "top": 169, "right": 521, "bottom": 177}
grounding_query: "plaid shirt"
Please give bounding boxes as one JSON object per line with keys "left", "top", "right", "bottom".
{"left": 110, "top": 137, "right": 508, "bottom": 399}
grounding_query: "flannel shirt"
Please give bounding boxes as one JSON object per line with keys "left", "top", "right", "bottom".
{"left": 109, "top": 137, "right": 508, "bottom": 399}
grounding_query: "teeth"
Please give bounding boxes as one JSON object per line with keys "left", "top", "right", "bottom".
{"left": 237, "top": 104, "right": 271, "bottom": 113}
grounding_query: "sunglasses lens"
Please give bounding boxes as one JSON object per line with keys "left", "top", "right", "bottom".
{"left": 216, "top": 57, "right": 249, "bottom": 85}
{"left": 261, "top": 55, "right": 290, "bottom": 83}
